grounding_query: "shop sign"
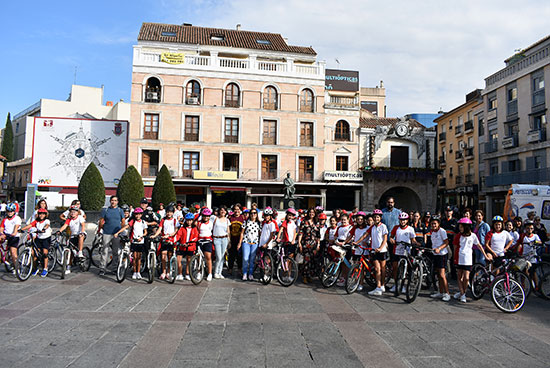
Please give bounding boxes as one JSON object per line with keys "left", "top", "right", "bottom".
{"left": 193, "top": 170, "right": 237, "bottom": 180}
{"left": 323, "top": 171, "right": 363, "bottom": 181}
{"left": 161, "top": 52, "right": 185, "bottom": 64}
{"left": 175, "top": 186, "right": 204, "bottom": 195}
{"left": 325, "top": 69, "right": 359, "bottom": 91}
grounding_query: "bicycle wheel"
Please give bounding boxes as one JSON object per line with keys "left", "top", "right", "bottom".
{"left": 91, "top": 244, "right": 112, "bottom": 269}
{"left": 277, "top": 256, "right": 298, "bottom": 287}
{"left": 406, "top": 264, "right": 423, "bottom": 303}
{"left": 345, "top": 263, "right": 362, "bottom": 294}
{"left": 47, "top": 247, "right": 57, "bottom": 273}
{"left": 384, "top": 262, "right": 392, "bottom": 286}
{"left": 364, "top": 266, "right": 377, "bottom": 288}
{"left": 394, "top": 260, "right": 406, "bottom": 297}
{"left": 116, "top": 254, "right": 128, "bottom": 283}
{"left": 189, "top": 254, "right": 204, "bottom": 285}
{"left": 16, "top": 248, "right": 33, "bottom": 281}
{"left": 321, "top": 260, "right": 340, "bottom": 288}
{"left": 470, "top": 264, "right": 490, "bottom": 300}
{"left": 80, "top": 248, "right": 91, "bottom": 272}
{"left": 512, "top": 271, "right": 531, "bottom": 298}
{"left": 61, "top": 249, "right": 70, "bottom": 280}
{"left": 491, "top": 275, "right": 525, "bottom": 313}
{"left": 540, "top": 273, "right": 550, "bottom": 299}
{"left": 168, "top": 257, "right": 177, "bottom": 284}
{"left": 55, "top": 244, "right": 64, "bottom": 267}
{"left": 146, "top": 252, "right": 155, "bottom": 284}
{"left": 260, "top": 252, "right": 273, "bottom": 285}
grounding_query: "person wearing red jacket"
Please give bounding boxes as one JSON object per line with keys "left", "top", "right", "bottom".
{"left": 175, "top": 213, "right": 199, "bottom": 281}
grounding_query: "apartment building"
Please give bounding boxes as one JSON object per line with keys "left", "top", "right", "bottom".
{"left": 129, "top": 23, "right": 367, "bottom": 209}
{"left": 480, "top": 35, "right": 550, "bottom": 217}
{"left": 435, "top": 90, "right": 483, "bottom": 211}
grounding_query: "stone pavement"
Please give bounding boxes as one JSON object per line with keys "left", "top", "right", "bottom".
{"left": 0, "top": 267, "right": 549, "bottom": 368}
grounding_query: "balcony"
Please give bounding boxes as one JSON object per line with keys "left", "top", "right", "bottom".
{"left": 465, "top": 174, "right": 474, "bottom": 184}
{"left": 455, "top": 150, "right": 464, "bottom": 161}
{"left": 485, "top": 140, "right": 498, "bottom": 153}
{"left": 438, "top": 155, "right": 446, "bottom": 166}
{"left": 455, "top": 125, "right": 463, "bottom": 136}
{"left": 507, "top": 100, "right": 518, "bottom": 116}
{"left": 502, "top": 134, "right": 519, "bottom": 149}
{"left": 438, "top": 132, "right": 446, "bottom": 142}
{"left": 533, "top": 90, "right": 545, "bottom": 107}
{"left": 485, "top": 168, "right": 550, "bottom": 187}
{"left": 527, "top": 129, "right": 547, "bottom": 143}
{"left": 465, "top": 120, "right": 474, "bottom": 133}
{"left": 455, "top": 175, "right": 464, "bottom": 185}
{"left": 324, "top": 95, "right": 359, "bottom": 109}
{"left": 465, "top": 147, "right": 474, "bottom": 158}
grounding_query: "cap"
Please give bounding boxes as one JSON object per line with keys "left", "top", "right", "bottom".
{"left": 445, "top": 206, "right": 453, "bottom": 212}
{"left": 140, "top": 197, "right": 149, "bottom": 204}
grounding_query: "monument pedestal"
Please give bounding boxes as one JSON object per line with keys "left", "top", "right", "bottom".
{"left": 283, "top": 197, "right": 303, "bottom": 209}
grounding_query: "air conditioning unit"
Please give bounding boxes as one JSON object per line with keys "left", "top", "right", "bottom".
{"left": 169, "top": 169, "right": 176, "bottom": 177}
{"left": 187, "top": 96, "right": 200, "bottom": 105}
{"left": 146, "top": 91, "right": 158, "bottom": 100}
{"left": 459, "top": 141, "right": 467, "bottom": 149}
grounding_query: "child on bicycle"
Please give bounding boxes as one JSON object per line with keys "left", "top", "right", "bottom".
{"left": 153, "top": 206, "right": 179, "bottom": 280}
{"left": 125, "top": 207, "right": 147, "bottom": 279}
{"left": 344, "top": 212, "right": 368, "bottom": 291}
{"left": 357, "top": 209, "right": 388, "bottom": 296}
{"left": 388, "top": 212, "right": 418, "bottom": 294}
{"left": 485, "top": 216, "right": 514, "bottom": 270}
{"left": 0, "top": 203, "right": 22, "bottom": 274}
{"left": 197, "top": 208, "right": 214, "bottom": 281}
{"left": 515, "top": 220, "right": 541, "bottom": 267}
{"left": 57, "top": 206, "right": 86, "bottom": 275}
{"left": 429, "top": 218, "right": 451, "bottom": 301}
{"left": 20, "top": 208, "right": 51, "bottom": 277}
{"left": 277, "top": 209, "right": 298, "bottom": 256}
{"left": 175, "top": 213, "right": 199, "bottom": 281}
{"left": 326, "top": 216, "right": 338, "bottom": 247}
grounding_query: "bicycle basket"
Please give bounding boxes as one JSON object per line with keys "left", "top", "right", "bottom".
{"left": 511, "top": 258, "right": 528, "bottom": 272}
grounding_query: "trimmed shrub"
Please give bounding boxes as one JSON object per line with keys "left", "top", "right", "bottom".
{"left": 78, "top": 162, "right": 105, "bottom": 211}
{"left": 117, "top": 165, "right": 144, "bottom": 208}
{"left": 151, "top": 164, "right": 176, "bottom": 210}
{"left": 2, "top": 113, "right": 14, "bottom": 162}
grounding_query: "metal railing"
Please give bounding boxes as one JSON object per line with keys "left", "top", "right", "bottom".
{"left": 465, "top": 120, "right": 474, "bottom": 132}
{"left": 485, "top": 168, "right": 550, "bottom": 187}
{"left": 465, "top": 174, "right": 474, "bottom": 184}
{"left": 455, "top": 125, "right": 463, "bottom": 136}
{"left": 438, "top": 132, "right": 446, "bottom": 141}
{"left": 455, "top": 175, "right": 464, "bottom": 185}
{"left": 485, "top": 45, "right": 550, "bottom": 87}
{"left": 455, "top": 150, "right": 464, "bottom": 160}
{"left": 485, "top": 140, "right": 498, "bottom": 153}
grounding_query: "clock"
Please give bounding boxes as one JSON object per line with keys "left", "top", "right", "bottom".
{"left": 395, "top": 122, "right": 408, "bottom": 137}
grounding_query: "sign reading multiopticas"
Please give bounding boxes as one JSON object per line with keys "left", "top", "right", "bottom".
{"left": 323, "top": 171, "right": 363, "bottom": 181}
{"left": 193, "top": 170, "right": 237, "bottom": 180}
{"left": 161, "top": 52, "right": 185, "bottom": 64}
{"left": 32, "top": 118, "right": 128, "bottom": 187}
{"left": 325, "top": 69, "right": 359, "bottom": 92}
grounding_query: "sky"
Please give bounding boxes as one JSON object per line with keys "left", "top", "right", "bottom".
{"left": 1, "top": 0, "right": 550, "bottom": 126}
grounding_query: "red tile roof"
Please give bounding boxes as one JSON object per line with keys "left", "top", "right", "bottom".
{"left": 360, "top": 116, "right": 424, "bottom": 129}
{"left": 138, "top": 23, "right": 316, "bottom": 56}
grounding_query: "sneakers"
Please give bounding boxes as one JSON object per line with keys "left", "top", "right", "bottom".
{"left": 206, "top": 274, "right": 212, "bottom": 281}
{"left": 442, "top": 293, "right": 451, "bottom": 302}
{"left": 65, "top": 266, "right": 71, "bottom": 275}
{"left": 214, "top": 274, "right": 221, "bottom": 279}
{"left": 176, "top": 274, "right": 184, "bottom": 281}
{"left": 159, "top": 273, "right": 166, "bottom": 280}
{"left": 248, "top": 274, "right": 254, "bottom": 281}
{"left": 132, "top": 273, "right": 138, "bottom": 280}
{"left": 430, "top": 292, "right": 443, "bottom": 298}
{"left": 368, "top": 287, "right": 383, "bottom": 296}
{"left": 77, "top": 251, "right": 83, "bottom": 258}
{"left": 99, "top": 270, "right": 106, "bottom": 276}
{"left": 357, "top": 285, "right": 363, "bottom": 292}
{"left": 184, "top": 275, "right": 191, "bottom": 281}
{"left": 32, "top": 268, "right": 39, "bottom": 277}
{"left": 460, "top": 294, "right": 467, "bottom": 303}
{"left": 336, "top": 278, "right": 345, "bottom": 287}
{"left": 389, "top": 285, "right": 396, "bottom": 293}
{"left": 40, "top": 269, "right": 48, "bottom": 278}
{"left": 453, "top": 292, "right": 461, "bottom": 299}
{"left": 401, "top": 286, "right": 407, "bottom": 294}
{"left": 218, "top": 274, "right": 225, "bottom": 279}
{"left": 137, "top": 273, "right": 142, "bottom": 280}
{"left": 242, "top": 273, "right": 248, "bottom": 281}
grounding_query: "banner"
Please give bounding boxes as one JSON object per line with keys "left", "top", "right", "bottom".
{"left": 323, "top": 171, "right": 363, "bottom": 181}
{"left": 193, "top": 170, "right": 237, "bottom": 180}
{"left": 325, "top": 69, "right": 359, "bottom": 91}
{"left": 161, "top": 52, "right": 185, "bottom": 64}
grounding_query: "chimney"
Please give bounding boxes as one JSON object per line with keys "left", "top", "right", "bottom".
{"left": 379, "top": 80, "right": 384, "bottom": 88}
{"left": 183, "top": 23, "right": 192, "bottom": 27}
{"left": 236, "top": 24, "right": 241, "bottom": 31}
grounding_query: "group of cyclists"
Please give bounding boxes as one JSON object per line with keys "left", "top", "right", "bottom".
{"left": 1, "top": 195, "right": 549, "bottom": 310}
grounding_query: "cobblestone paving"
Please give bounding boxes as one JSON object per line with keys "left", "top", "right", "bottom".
{"left": 0, "top": 267, "right": 549, "bottom": 368}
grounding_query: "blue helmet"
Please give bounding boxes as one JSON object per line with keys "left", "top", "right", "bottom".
{"left": 492, "top": 215, "right": 504, "bottom": 222}
{"left": 6, "top": 203, "right": 16, "bottom": 212}
{"left": 184, "top": 213, "right": 195, "bottom": 220}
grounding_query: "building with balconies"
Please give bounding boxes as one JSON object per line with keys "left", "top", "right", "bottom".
{"left": 434, "top": 89, "right": 483, "bottom": 211}
{"left": 480, "top": 35, "right": 550, "bottom": 218}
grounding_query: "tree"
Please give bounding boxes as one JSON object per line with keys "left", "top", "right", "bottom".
{"left": 78, "top": 162, "right": 105, "bottom": 211}
{"left": 117, "top": 165, "right": 144, "bottom": 208}
{"left": 151, "top": 164, "right": 176, "bottom": 210}
{"left": 1, "top": 113, "right": 14, "bottom": 162}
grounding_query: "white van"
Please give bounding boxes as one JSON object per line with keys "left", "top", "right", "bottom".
{"left": 504, "top": 184, "right": 550, "bottom": 230}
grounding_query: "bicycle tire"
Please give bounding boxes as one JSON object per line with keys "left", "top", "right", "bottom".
{"left": 189, "top": 254, "right": 204, "bottom": 285}
{"left": 540, "top": 273, "right": 550, "bottom": 299}
{"left": 406, "top": 263, "right": 423, "bottom": 303}
{"left": 491, "top": 275, "right": 525, "bottom": 313}
{"left": 365, "top": 266, "right": 377, "bottom": 288}
{"left": 146, "top": 252, "right": 155, "bottom": 284}
{"left": 470, "top": 264, "right": 490, "bottom": 300}
{"left": 47, "top": 247, "right": 57, "bottom": 273}
{"left": 260, "top": 252, "right": 274, "bottom": 285}
{"left": 321, "top": 260, "right": 341, "bottom": 288}
{"left": 384, "top": 263, "right": 392, "bottom": 286}
{"left": 61, "top": 249, "right": 69, "bottom": 280}
{"left": 80, "top": 247, "right": 91, "bottom": 272}
{"left": 277, "top": 256, "right": 298, "bottom": 287}
{"left": 512, "top": 271, "right": 531, "bottom": 298}
{"left": 91, "top": 244, "right": 113, "bottom": 269}
{"left": 394, "top": 260, "right": 406, "bottom": 297}
{"left": 54, "top": 242, "right": 64, "bottom": 267}
{"left": 16, "top": 248, "right": 33, "bottom": 281}
{"left": 168, "top": 257, "right": 177, "bottom": 284}
{"left": 345, "top": 263, "right": 362, "bottom": 294}
{"left": 116, "top": 254, "right": 128, "bottom": 283}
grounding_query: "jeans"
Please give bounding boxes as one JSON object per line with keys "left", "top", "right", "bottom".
{"left": 474, "top": 248, "right": 486, "bottom": 266}
{"left": 213, "top": 237, "right": 229, "bottom": 275}
{"left": 228, "top": 236, "right": 242, "bottom": 271}
{"left": 242, "top": 242, "right": 258, "bottom": 276}
{"left": 101, "top": 234, "right": 120, "bottom": 272}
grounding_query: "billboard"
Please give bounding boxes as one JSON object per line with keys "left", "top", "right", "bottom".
{"left": 31, "top": 117, "right": 128, "bottom": 188}
{"left": 325, "top": 69, "right": 359, "bottom": 92}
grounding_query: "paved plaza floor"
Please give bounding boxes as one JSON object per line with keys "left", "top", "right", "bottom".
{"left": 1, "top": 266, "right": 549, "bottom": 368}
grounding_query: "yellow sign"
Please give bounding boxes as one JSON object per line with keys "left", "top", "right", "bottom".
{"left": 193, "top": 170, "right": 237, "bottom": 181}
{"left": 161, "top": 52, "right": 185, "bottom": 64}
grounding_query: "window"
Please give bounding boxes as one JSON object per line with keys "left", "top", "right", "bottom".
{"left": 143, "top": 113, "right": 159, "bottom": 139}
{"left": 335, "top": 120, "right": 350, "bottom": 141}
{"left": 489, "top": 129, "right": 498, "bottom": 141}
{"left": 531, "top": 114, "right": 546, "bottom": 131}
{"left": 449, "top": 143, "right": 453, "bottom": 153}
{"left": 449, "top": 167, "right": 453, "bottom": 177}
{"left": 300, "top": 89, "right": 314, "bottom": 112}
{"left": 300, "top": 122, "right": 313, "bottom": 146}
{"left": 223, "top": 153, "right": 239, "bottom": 172}
{"left": 489, "top": 96, "right": 498, "bottom": 110}
{"left": 141, "top": 150, "right": 159, "bottom": 177}
{"left": 145, "top": 77, "right": 161, "bottom": 103}
{"left": 161, "top": 31, "right": 177, "bottom": 37}
{"left": 508, "top": 157, "right": 521, "bottom": 172}
{"left": 468, "top": 137, "right": 474, "bottom": 148}
{"left": 458, "top": 165, "right": 464, "bottom": 176}
{"left": 225, "top": 83, "right": 240, "bottom": 107}
{"left": 507, "top": 123, "right": 519, "bottom": 137}
{"left": 15, "top": 122, "right": 19, "bottom": 133}
{"left": 184, "top": 116, "right": 199, "bottom": 141}
{"left": 256, "top": 39, "right": 271, "bottom": 45}
{"left": 489, "top": 159, "right": 498, "bottom": 175}
{"left": 467, "top": 111, "right": 473, "bottom": 122}
{"left": 336, "top": 156, "right": 349, "bottom": 171}
{"left": 441, "top": 147, "right": 446, "bottom": 160}
{"left": 449, "top": 119, "right": 452, "bottom": 129}
{"left": 534, "top": 155, "right": 543, "bottom": 169}
{"left": 210, "top": 33, "right": 225, "bottom": 41}
{"left": 263, "top": 86, "right": 278, "bottom": 110}
{"left": 390, "top": 146, "right": 409, "bottom": 167}
{"left": 262, "top": 120, "right": 277, "bottom": 145}
{"left": 507, "top": 83, "right": 518, "bottom": 115}
{"left": 299, "top": 156, "right": 314, "bottom": 181}
{"left": 508, "top": 87, "right": 518, "bottom": 101}
{"left": 533, "top": 71, "right": 545, "bottom": 106}
{"left": 224, "top": 118, "right": 239, "bottom": 143}
{"left": 182, "top": 152, "right": 199, "bottom": 177}
{"left": 261, "top": 155, "right": 277, "bottom": 180}
{"left": 478, "top": 115, "right": 485, "bottom": 136}
{"left": 458, "top": 115, "right": 463, "bottom": 125}
{"left": 186, "top": 80, "right": 201, "bottom": 104}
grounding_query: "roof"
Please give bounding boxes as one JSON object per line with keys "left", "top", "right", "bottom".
{"left": 360, "top": 116, "right": 424, "bottom": 129}
{"left": 504, "top": 34, "right": 550, "bottom": 63}
{"left": 433, "top": 95, "right": 482, "bottom": 123}
{"left": 6, "top": 157, "right": 32, "bottom": 167}
{"left": 137, "top": 23, "right": 316, "bottom": 56}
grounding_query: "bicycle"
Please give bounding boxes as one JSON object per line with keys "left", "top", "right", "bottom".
{"left": 272, "top": 242, "right": 298, "bottom": 287}
{"left": 345, "top": 245, "right": 376, "bottom": 294}
{"left": 393, "top": 242, "right": 416, "bottom": 297}
{"left": 252, "top": 246, "right": 274, "bottom": 285}
{"left": 50, "top": 233, "right": 65, "bottom": 268}
{"left": 143, "top": 236, "right": 160, "bottom": 284}
{"left": 491, "top": 257, "right": 526, "bottom": 313}
{"left": 0, "top": 237, "right": 15, "bottom": 273}
{"left": 404, "top": 246, "right": 435, "bottom": 303}
{"left": 59, "top": 233, "right": 91, "bottom": 279}
{"left": 115, "top": 235, "right": 132, "bottom": 283}
{"left": 519, "top": 242, "right": 550, "bottom": 299}
{"left": 189, "top": 239, "right": 207, "bottom": 285}
{"left": 165, "top": 240, "right": 178, "bottom": 284}
{"left": 16, "top": 230, "right": 56, "bottom": 281}
{"left": 470, "top": 252, "right": 528, "bottom": 300}
{"left": 321, "top": 244, "right": 354, "bottom": 288}
{"left": 90, "top": 231, "right": 113, "bottom": 269}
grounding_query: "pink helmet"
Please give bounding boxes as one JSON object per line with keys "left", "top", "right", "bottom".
{"left": 357, "top": 211, "right": 366, "bottom": 216}
{"left": 202, "top": 208, "right": 212, "bottom": 216}
{"left": 373, "top": 209, "right": 383, "bottom": 215}
{"left": 134, "top": 207, "right": 144, "bottom": 214}
{"left": 398, "top": 212, "right": 409, "bottom": 220}
{"left": 286, "top": 208, "right": 297, "bottom": 216}
{"left": 458, "top": 217, "right": 472, "bottom": 225}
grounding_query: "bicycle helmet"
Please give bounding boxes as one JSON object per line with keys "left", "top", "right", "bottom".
{"left": 243, "top": 209, "right": 250, "bottom": 213}
{"left": 184, "top": 213, "right": 195, "bottom": 220}
{"left": 286, "top": 208, "right": 297, "bottom": 216}
{"left": 492, "top": 215, "right": 504, "bottom": 222}
{"left": 134, "top": 207, "right": 144, "bottom": 214}
{"left": 37, "top": 208, "right": 48, "bottom": 214}
{"left": 373, "top": 209, "right": 383, "bottom": 215}
{"left": 6, "top": 203, "right": 16, "bottom": 212}
{"left": 166, "top": 206, "right": 175, "bottom": 213}
{"left": 263, "top": 207, "right": 274, "bottom": 216}
{"left": 202, "top": 208, "right": 212, "bottom": 216}
{"left": 398, "top": 212, "right": 409, "bottom": 220}
{"left": 318, "top": 213, "right": 327, "bottom": 220}
{"left": 458, "top": 217, "right": 472, "bottom": 224}
{"left": 69, "top": 205, "right": 79, "bottom": 212}
{"left": 356, "top": 211, "right": 366, "bottom": 216}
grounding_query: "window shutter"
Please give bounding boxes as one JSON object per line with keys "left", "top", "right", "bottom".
{"left": 526, "top": 157, "right": 535, "bottom": 170}
{"left": 501, "top": 161, "right": 508, "bottom": 173}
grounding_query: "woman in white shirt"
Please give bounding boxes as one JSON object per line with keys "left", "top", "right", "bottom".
{"left": 212, "top": 206, "right": 230, "bottom": 279}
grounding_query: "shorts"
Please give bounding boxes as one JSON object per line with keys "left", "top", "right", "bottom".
{"left": 433, "top": 254, "right": 448, "bottom": 269}
{"left": 372, "top": 251, "right": 388, "bottom": 262}
{"left": 161, "top": 241, "right": 175, "bottom": 252}
{"left": 283, "top": 242, "right": 297, "bottom": 256}
{"left": 176, "top": 249, "right": 194, "bottom": 257}
{"left": 456, "top": 264, "right": 472, "bottom": 271}
{"left": 6, "top": 235, "right": 19, "bottom": 249}
{"left": 35, "top": 237, "right": 51, "bottom": 250}
{"left": 131, "top": 243, "right": 144, "bottom": 253}
{"left": 391, "top": 253, "right": 407, "bottom": 262}
{"left": 492, "top": 256, "right": 504, "bottom": 268}
{"left": 199, "top": 239, "right": 213, "bottom": 253}
{"left": 69, "top": 235, "right": 84, "bottom": 247}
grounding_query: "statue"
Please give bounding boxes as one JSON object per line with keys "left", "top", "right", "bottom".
{"left": 283, "top": 173, "right": 296, "bottom": 200}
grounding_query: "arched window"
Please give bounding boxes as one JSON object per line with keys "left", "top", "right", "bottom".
{"left": 263, "top": 86, "right": 278, "bottom": 110}
{"left": 300, "top": 88, "right": 314, "bottom": 112}
{"left": 144, "top": 77, "right": 161, "bottom": 103}
{"left": 225, "top": 83, "right": 240, "bottom": 107}
{"left": 335, "top": 120, "right": 350, "bottom": 141}
{"left": 186, "top": 80, "right": 201, "bottom": 105}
